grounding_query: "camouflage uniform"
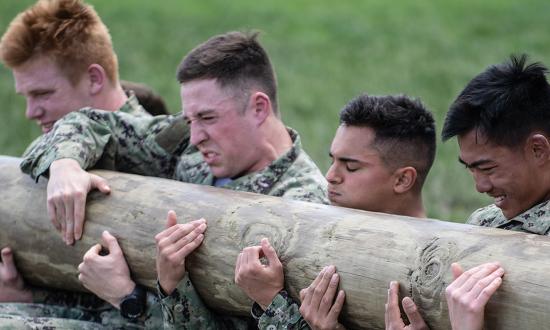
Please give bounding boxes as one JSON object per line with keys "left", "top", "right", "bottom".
{"left": 0, "top": 95, "right": 163, "bottom": 329}
{"left": 467, "top": 201, "right": 550, "bottom": 235}
{"left": 18, "top": 107, "right": 328, "bottom": 328}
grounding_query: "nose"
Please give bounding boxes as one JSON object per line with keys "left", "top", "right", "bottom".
{"left": 25, "top": 98, "right": 44, "bottom": 120}
{"left": 325, "top": 163, "right": 342, "bottom": 184}
{"left": 189, "top": 121, "right": 208, "bottom": 146}
{"left": 473, "top": 171, "right": 492, "bottom": 193}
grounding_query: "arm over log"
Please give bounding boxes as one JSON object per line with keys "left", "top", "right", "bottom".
{"left": 0, "top": 156, "right": 549, "bottom": 329}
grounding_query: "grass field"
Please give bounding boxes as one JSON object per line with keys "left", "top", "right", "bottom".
{"left": 1, "top": 0, "right": 549, "bottom": 221}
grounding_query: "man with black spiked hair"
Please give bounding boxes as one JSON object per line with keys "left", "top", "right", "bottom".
{"left": 436, "top": 54, "right": 550, "bottom": 330}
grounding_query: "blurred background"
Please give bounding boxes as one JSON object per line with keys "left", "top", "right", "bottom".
{"left": 1, "top": 0, "right": 549, "bottom": 222}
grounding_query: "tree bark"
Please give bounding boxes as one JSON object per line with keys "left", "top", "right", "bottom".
{"left": 1, "top": 156, "right": 549, "bottom": 329}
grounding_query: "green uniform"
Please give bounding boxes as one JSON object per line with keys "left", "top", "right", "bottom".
{"left": 467, "top": 201, "right": 550, "bottom": 235}
{"left": 18, "top": 105, "right": 328, "bottom": 329}
{"left": 0, "top": 96, "right": 161, "bottom": 329}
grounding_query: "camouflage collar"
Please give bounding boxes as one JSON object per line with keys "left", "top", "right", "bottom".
{"left": 491, "top": 200, "right": 550, "bottom": 235}
{"left": 119, "top": 93, "right": 149, "bottom": 116}
{"left": 211, "top": 127, "right": 301, "bottom": 195}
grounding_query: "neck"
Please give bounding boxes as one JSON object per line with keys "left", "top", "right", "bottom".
{"left": 91, "top": 83, "right": 128, "bottom": 111}
{"left": 392, "top": 193, "right": 426, "bottom": 218}
{"left": 247, "top": 117, "right": 293, "bottom": 173}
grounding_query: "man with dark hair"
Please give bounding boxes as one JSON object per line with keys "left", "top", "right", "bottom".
{"left": 435, "top": 54, "right": 550, "bottom": 329}
{"left": 19, "top": 31, "right": 327, "bottom": 328}
{"left": 233, "top": 93, "right": 437, "bottom": 329}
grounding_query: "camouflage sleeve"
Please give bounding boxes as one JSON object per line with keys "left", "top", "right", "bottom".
{"left": 20, "top": 109, "right": 190, "bottom": 181}
{"left": 157, "top": 274, "right": 249, "bottom": 330}
{"left": 255, "top": 291, "right": 311, "bottom": 330}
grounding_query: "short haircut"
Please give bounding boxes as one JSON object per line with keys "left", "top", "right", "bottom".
{"left": 340, "top": 94, "right": 436, "bottom": 190}
{"left": 442, "top": 54, "right": 550, "bottom": 147}
{"left": 121, "top": 80, "right": 169, "bottom": 116}
{"left": 176, "top": 31, "right": 279, "bottom": 116}
{"left": 0, "top": 0, "right": 118, "bottom": 85}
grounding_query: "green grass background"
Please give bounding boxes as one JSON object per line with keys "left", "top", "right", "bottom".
{"left": 1, "top": 0, "right": 549, "bottom": 222}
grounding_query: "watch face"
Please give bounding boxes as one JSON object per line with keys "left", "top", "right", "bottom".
{"left": 121, "top": 297, "right": 143, "bottom": 319}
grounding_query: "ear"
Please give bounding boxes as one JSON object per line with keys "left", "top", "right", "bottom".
{"left": 86, "top": 64, "right": 107, "bottom": 95}
{"left": 527, "top": 134, "right": 550, "bottom": 166}
{"left": 249, "top": 92, "right": 271, "bottom": 125}
{"left": 393, "top": 166, "right": 417, "bottom": 194}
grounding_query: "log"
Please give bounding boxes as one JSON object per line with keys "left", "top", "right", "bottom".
{"left": 1, "top": 155, "right": 550, "bottom": 329}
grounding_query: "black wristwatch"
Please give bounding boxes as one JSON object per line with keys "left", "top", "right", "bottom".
{"left": 120, "top": 285, "right": 146, "bottom": 320}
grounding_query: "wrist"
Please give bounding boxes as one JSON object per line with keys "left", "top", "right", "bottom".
{"left": 50, "top": 158, "right": 80, "bottom": 173}
{"left": 256, "top": 287, "right": 283, "bottom": 311}
{"left": 114, "top": 281, "right": 136, "bottom": 309}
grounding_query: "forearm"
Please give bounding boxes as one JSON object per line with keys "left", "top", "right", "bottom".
{"left": 20, "top": 110, "right": 188, "bottom": 180}
{"left": 157, "top": 274, "right": 249, "bottom": 330}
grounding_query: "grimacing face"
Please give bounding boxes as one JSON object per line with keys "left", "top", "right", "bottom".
{"left": 326, "top": 125, "right": 397, "bottom": 212}
{"left": 458, "top": 129, "right": 548, "bottom": 219}
{"left": 181, "top": 78, "right": 262, "bottom": 179}
{"left": 13, "top": 55, "right": 92, "bottom": 134}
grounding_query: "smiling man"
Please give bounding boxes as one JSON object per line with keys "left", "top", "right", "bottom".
{"left": 443, "top": 55, "right": 550, "bottom": 234}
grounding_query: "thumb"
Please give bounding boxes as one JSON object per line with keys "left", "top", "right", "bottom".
{"left": 101, "top": 230, "right": 121, "bottom": 255}
{"left": 402, "top": 297, "right": 427, "bottom": 327}
{"left": 166, "top": 210, "right": 177, "bottom": 229}
{"left": 1, "top": 247, "right": 17, "bottom": 273}
{"left": 261, "top": 238, "right": 279, "bottom": 265}
{"left": 451, "top": 263, "right": 464, "bottom": 280}
{"left": 91, "top": 174, "right": 111, "bottom": 194}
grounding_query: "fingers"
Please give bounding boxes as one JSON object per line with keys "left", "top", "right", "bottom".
{"left": 47, "top": 201, "right": 61, "bottom": 232}
{"left": 56, "top": 199, "right": 67, "bottom": 243}
{"left": 0, "top": 248, "right": 18, "bottom": 277}
{"left": 451, "top": 263, "right": 464, "bottom": 280}
{"left": 476, "top": 275, "right": 503, "bottom": 307}
{"left": 328, "top": 289, "right": 346, "bottom": 320}
{"left": 318, "top": 272, "right": 340, "bottom": 316}
{"left": 402, "top": 297, "right": 428, "bottom": 328}
{"left": 166, "top": 210, "right": 178, "bottom": 229}
{"left": 456, "top": 262, "right": 501, "bottom": 293}
{"left": 91, "top": 174, "right": 111, "bottom": 194}
{"left": 155, "top": 218, "right": 206, "bottom": 243}
{"left": 385, "top": 281, "right": 403, "bottom": 325}
{"left": 171, "top": 223, "right": 207, "bottom": 259}
{"left": 73, "top": 191, "right": 86, "bottom": 241}
{"left": 101, "top": 231, "right": 122, "bottom": 256}
{"left": 301, "top": 267, "right": 326, "bottom": 307}
{"left": 64, "top": 197, "right": 75, "bottom": 245}
{"left": 234, "top": 252, "right": 243, "bottom": 283}
{"left": 310, "top": 265, "right": 336, "bottom": 311}
{"left": 260, "top": 238, "right": 280, "bottom": 265}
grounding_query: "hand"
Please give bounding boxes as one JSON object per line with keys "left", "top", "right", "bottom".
{"left": 234, "top": 238, "right": 284, "bottom": 310}
{"left": 445, "top": 262, "right": 504, "bottom": 330}
{"left": 155, "top": 211, "right": 207, "bottom": 295}
{"left": 48, "top": 158, "right": 111, "bottom": 245}
{"left": 77, "top": 231, "right": 135, "bottom": 308}
{"left": 299, "top": 265, "right": 346, "bottom": 330}
{"left": 0, "top": 247, "right": 32, "bottom": 303}
{"left": 385, "top": 281, "right": 428, "bottom": 330}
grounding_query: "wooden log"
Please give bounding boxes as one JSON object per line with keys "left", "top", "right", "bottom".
{"left": 1, "top": 155, "right": 550, "bottom": 329}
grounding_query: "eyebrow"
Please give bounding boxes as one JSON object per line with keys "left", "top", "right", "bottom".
{"left": 182, "top": 109, "right": 216, "bottom": 120}
{"left": 458, "top": 157, "right": 493, "bottom": 168}
{"left": 329, "top": 152, "right": 360, "bottom": 163}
